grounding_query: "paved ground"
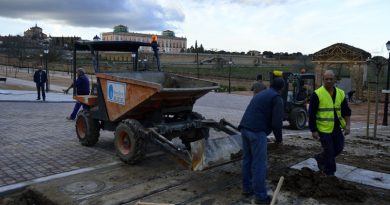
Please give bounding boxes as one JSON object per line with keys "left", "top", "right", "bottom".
{"left": 0, "top": 102, "right": 117, "bottom": 187}
{"left": 0, "top": 91, "right": 385, "bottom": 190}
{"left": 0, "top": 74, "right": 389, "bottom": 204}
{"left": 0, "top": 91, "right": 250, "bottom": 189}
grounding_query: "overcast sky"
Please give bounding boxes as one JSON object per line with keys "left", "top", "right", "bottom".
{"left": 0, "top": 0, "right": 389, "bottom": 56}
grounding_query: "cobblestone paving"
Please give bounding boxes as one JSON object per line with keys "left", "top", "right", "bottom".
{"left": 0, "top": 93, "right": 249, "bottom": 188}
{"left": 0, "top": 102, "right": 117, "bottom": 187}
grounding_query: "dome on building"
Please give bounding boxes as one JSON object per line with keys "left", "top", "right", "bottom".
{"left": 114, "top": 25, "right": 128, "bottom": 33}
{"left": 162, "top": 30, "right": 175, "bottom": 37}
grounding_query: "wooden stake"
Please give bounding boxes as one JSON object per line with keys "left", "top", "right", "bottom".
{"left": 270, "top": 176, "right": 285, "bottom": 205}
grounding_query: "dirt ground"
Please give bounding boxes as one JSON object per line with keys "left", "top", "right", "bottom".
{"left": 0, "top": 68, "right": 389, "bottom": 205}
{"left": 1, "top": 136, "right": 388, "bottom": 205}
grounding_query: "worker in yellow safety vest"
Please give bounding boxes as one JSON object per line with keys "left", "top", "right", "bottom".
{"left": 308, "top": 70, "right": 351, "bottom": 175}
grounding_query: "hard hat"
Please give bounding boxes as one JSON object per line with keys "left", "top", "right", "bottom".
{"left": 273, "top": 70, "right": 283, "bottom": 77}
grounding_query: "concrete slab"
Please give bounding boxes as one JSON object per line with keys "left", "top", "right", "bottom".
{"left": 344, "top": 168, "right": 390, "bottom": 190}
{"left": 291, "top": 158, "right": 390, "bottom": 190}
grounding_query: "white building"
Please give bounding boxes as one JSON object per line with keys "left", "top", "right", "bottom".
{"left": 102, "top": 25, "right": 187, "bottom": 54}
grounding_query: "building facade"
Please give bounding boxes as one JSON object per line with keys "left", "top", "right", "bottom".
{"left": 24, "top": 24, "right": 47, "bottom": 40}
{"left": 102, "top": 25, "right": 187, "bottom": 53}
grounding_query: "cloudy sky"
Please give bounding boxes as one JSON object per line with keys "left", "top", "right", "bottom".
{"left": 0, "top": 0, "right": 389, "bottom": 56}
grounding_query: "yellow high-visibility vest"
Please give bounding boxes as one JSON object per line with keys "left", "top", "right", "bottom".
{"left": 314, "top": 86, "right": 346, "bottom": 133}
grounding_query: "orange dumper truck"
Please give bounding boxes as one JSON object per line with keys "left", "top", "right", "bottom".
{"left": 71, "top": 38, "right": 241, "bottom": 171}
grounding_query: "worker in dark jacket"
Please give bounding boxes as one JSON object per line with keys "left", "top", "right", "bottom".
{"left": 309, "top": 70, "right": 351, "bottom": 176}
{"left": 238, "top": 77, "right": 284, "bottom": 204}
{"left": 250, "top": 74, "right": 267, "bottom": 95}
{"left": 64, "top": 68, "right": 90, "bottom": 120}
{"left": 33, "top": 66, "right": 47, "bottom": 101}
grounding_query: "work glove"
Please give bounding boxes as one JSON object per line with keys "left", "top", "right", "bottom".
{"left": 344, "top": 126, "right": 351, "bottom": 136}
{"left": 312, "top": 131, "right": 320, "bottom": 141}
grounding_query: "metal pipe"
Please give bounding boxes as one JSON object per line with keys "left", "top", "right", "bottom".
{"left": 374, "top": 76, "right": 379, "bottom": 138}
{"left": 73, "top": 47, "right": 77, "bottom": 96}
{"left": 383, "top": 51, "right": 390, "bottom": 126}
{"left": 366, "top": 83, "right": 371, "bottom": 138}
{"left": 45, "top": 53, "right": 49, "bottom": 92}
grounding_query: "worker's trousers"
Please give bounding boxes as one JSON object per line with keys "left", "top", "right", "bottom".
{"left": 318, "top": 128, "right": 344, "bottom": 175}
{"left": 241, "top": 128, "right": 268, "bottom": 200}
{"left": 70, "top": 101, "right": 88, "bottom": 120}
{"left": 36, "top": 83, "right": 45, "bottom": 100}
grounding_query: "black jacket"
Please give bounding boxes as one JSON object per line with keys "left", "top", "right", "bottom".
{"left": 33, "top": 70, "right": 47, "bottom": 85}
{"left": 239, "top": 88, "right": 284, "bottom": 142}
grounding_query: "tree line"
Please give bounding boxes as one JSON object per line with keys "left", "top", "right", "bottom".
{"left": 184, "top": 43, "right": 308, "bottom": 58}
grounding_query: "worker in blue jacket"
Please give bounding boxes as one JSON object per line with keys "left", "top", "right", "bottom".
{"left": 238, "top": 77, "right": 285, "bottom": 204}
{"left": 64, "top": 68, "right": 90, "bottom": 120}
{"left": 309, "top": 70, "right": 351, "bottom": 176}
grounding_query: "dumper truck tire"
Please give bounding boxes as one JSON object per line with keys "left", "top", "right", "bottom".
{"left": 76, "top": 110, "right": 100, "bottom": 146}
{"left": 114, "top": 119, "right": 145, "bottom": 164}
{"left": 289, "top": 107, "right": 307, "bottom": 130}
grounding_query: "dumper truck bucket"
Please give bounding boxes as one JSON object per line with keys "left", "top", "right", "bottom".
{"left": 190, "top": 134, "right": 242, "bottom": 171}
{"left": 190, "top": 119, "right": 242, "bottom": 171}
{"left": 148, "top": 119, "right": 243, "bottom": 171}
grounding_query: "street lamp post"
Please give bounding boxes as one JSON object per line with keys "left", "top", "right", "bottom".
{"left": 131, "top": 53, "right": 136, "bottom": 71}
{"left": 40, "top": 54, "right": 43, "bottom": 66}
{"left": 196, "top": 41, "right": 199, "bottom": 78}
{"left": 43, "top": 42, "right": 49, "bottom": 92}
{"left": 228, "top": 60, "right": 233, "bottom": 94}
{"left": 383, "top": 41, "right": 390, "bottom": 126}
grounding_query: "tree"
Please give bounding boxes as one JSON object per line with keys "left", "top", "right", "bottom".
{"left": 199, "top": 44, "right": 204, "bottom": 53}
{"left": 187, "top": 46, "right": 195, "bottom": 53}
{"left": 263, "top": 51, "right": 273, "bottom": 58}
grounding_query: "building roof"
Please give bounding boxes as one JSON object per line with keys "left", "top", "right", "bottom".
{"left": 312, "top": 43, "right": 371, "bottom": 63}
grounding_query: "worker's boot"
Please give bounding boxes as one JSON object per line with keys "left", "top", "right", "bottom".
{"left": 314, "top": 154, "right": 325, "bottom": 172}
{"left": 252, "top": 195, "right": 272, "bottom": 204}
{"left": 241, "top": 191, "right": 254, "bottom": 197}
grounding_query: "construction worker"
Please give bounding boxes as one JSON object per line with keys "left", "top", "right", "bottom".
{"left": 64, "top": 68, "right": 90, "bottom": 120}
{"left": 238, "top": 77, "right": 284, "bottom": 204}
{"left": 33, "top": 65, "right": 47, "bottom": 101}
{"left": 250, "top": 74, "right": 267, "bottom": 95}
{"left": 309, "top": 70, "right": 351, "bottom": 176}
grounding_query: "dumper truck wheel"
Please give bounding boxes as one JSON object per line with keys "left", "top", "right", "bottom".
{"left": 114, "top": 119, "right": 145, "bottom": 164}
{"left": 289, "top": 107, "right": 307, "bottom": 130}
{"left": 76, "top": 110, "right": 100, "bottom": 146}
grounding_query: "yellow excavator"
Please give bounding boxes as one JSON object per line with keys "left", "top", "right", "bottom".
{"left": 270, "top": 70, "right": 316, "bottom": 130}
